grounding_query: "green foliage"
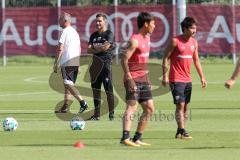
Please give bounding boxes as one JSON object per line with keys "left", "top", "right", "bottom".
{"left": 4, "top": 0, "right": 240, "bottom": 7}
{"left": 5, "top": 0, "right": 54, "bottom": 7}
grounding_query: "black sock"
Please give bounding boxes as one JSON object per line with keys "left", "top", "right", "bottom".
{"left": 176, "top": 128, "right": 180, "bottom": 133}
{"left": 80, "top": 100, "right": 87, "bottom": 107}
{"left": 133, "top": 132, "right": 142, "bottom": 142}
{"left": 178, "top": 128, "right": 185, "bottom": 134}
{"left": 122, "top": 130, "right": 130, "bottom": 140}
{"left": 109, "top": 111, "right": 114, "bottom": 116}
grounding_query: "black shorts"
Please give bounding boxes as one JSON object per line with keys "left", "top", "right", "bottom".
{"left": 170, "top": 82, "right": 192, "bottom": 104}
{"left": 61, "top": 66, "right": 79, "bottom": 85}
{"left": 124, "top": 81, "right": 152, "bottom": 103}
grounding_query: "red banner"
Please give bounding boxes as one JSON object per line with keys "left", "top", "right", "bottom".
{"left": 188, "top": 4, "right": 240, "bottom": 55}
{"left": 0, "top": 5, "right": 239, "bottom": 56}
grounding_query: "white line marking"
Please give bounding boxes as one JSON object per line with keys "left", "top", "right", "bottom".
{"left": 24, "top": 76, "right": 48, "bottom": 83}
{"left": 0, "top": 110, "right": 54, "bottom": 113}
{"left": 0, "top": 91, "right": 53, "bottom": 97}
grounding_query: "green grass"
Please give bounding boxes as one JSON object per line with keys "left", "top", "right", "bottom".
{"left": 0, "top": 56, "right": 240, "bottom": 160}
{"left": 0, "top": 55, "right": 55, "bottom": 65}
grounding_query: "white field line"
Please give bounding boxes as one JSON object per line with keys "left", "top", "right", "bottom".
{"left": 0, "top": 109, "right": 54, "bottom": 113}
{"left": 24, "top": 76, "right": 225, "bottom": 85}
{"left": 0, "top": 75, "right": 226, "bottom": 98}
{"left": 0, "top": 91, "right": 53, "bottom": 97}
{"left": 24, "top": 76, "right": 48, "bottom": 83}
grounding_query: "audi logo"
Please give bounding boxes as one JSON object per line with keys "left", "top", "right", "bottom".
{"left": 85, "top": 12, "right": 170, "bottom": 48}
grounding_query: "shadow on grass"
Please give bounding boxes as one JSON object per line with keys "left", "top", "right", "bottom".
{"left": 182, "top": 146, "right": 240, "bottom": 150}
{"left": 14, "top": 144, "right": 73, "bottom": 147}
{"left": 4, "top": 143, "right": 240, "bottom": 151}
{"left": 0, "top": 113, "right": 54, "bottom": 115}
{"left": 110, "top": 145, "right": 240, "bottom": 151}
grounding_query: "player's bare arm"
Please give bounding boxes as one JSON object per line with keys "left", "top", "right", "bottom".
{"left": 87, "top": 44, "right": 99, "bottom": 54}
{"left": 101, "top": 41, "right": 111, "bottom": 51}
{"left": 53, "top": 43, "right": 63, "bottom": 73}
{"left": 225, "top": 59, "right": 240, "bottom": 89}
{"left": 121, "top": 39, "right": 138, "bottom": 92}
{"left": 88, "top": 41, "right": 111, "bottom": 54}
{"left": 162, "top": 38, "right": 176, "bottom": 87}
{"left": 193, "top": 42, "right": 207, "bottom": 88}
{"left": 94, "top": 41, "right": 111, "bottom": 52}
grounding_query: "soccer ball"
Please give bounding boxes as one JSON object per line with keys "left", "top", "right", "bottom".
{"left": 2, "top": 117, "right": 18, "bottom": 131}
{"left": 70, "top": 117, "right": 85, "bottom": 130}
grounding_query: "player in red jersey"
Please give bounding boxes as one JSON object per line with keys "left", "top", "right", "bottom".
{"left": 120, "top": 12, "right": 155, "bottom": 147}
{"left": 162, "top": 17, "right": 207, "bottom": 139}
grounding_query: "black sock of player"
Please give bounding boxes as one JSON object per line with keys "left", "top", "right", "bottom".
{"left": 133, "top": 132, "right": 142, "bottom": 142}
{"left": 179, "top": 128, "right": 185, "bottom": 134}
{"left": 122, "top": 130, "right": 130, "bottom": 140}
{"left": 80, "top": 100, "right": 86, "bottom": 107}
{"left": 176, "top": 128, "right": 181, "bottom": 133}
{"left": 93, "top": 99, "right": 100, "bottom": 117}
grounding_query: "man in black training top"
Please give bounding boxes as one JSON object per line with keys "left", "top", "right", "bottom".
{"left": 80, "top": 13, "right": 115, "bottom": 121}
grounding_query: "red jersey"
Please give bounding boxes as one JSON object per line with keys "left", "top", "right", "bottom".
{"left": 169, "top": 35, "right": 197, "bottom": 82}
{"left": 128, "top": 34, "right": 150, "bottom": 82}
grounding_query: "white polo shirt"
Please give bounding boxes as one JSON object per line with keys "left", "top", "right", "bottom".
{"left": 59, "top": 26, "right": 80, "bottom": 66}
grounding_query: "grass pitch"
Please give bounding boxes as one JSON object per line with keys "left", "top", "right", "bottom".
{"left": 0, "top": 57, "right": 240, "bottom": 160}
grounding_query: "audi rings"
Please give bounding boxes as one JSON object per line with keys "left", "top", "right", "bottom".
{"left": 85, "top": 12, "right": 170, "bottom": 48}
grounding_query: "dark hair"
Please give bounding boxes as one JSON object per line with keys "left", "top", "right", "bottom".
{"left": 96, "top": 13, "right": 107, "bottom": 20}
{"left": 180, "top": 17, "right": 197, "bottom": 32}
{"left": 137, "top": 12, "right": 154, "bottom": 29}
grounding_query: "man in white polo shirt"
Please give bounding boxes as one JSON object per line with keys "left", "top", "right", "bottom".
{"left": 53, "top": 12, "right": 88, "bottom": 113}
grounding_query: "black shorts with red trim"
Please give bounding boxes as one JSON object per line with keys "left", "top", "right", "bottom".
{"left": 124, "top": 81, "right": 152, "bottom": 103}
{"left": 170, "top": 82, "right": 192, "bottom": 104}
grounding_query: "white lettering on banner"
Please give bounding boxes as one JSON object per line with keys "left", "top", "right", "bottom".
{"left": 236, "top": 24, "right": 240, "bottom": 42}
{"left": 207, "top": 16, "right": 234, "bottom": 44}
{"left": 71, "top": 17, "right": 77, "bottom": 30}
{"left": 0, "top": 19, "right": 23, "bottom": 46}
{"left": 24, "top": 26, "right": 43, "bottom": 46}
{"left": 0, "top": 18, "right": 77, "bottom": 46}
{"left": 85, "top": 12, "right": 170, "bottom": 47}
{"left": 1, "top": 15, "right": 240, "bottom": 50}
{"left": 45, "top": 18, "right": 77, "bottom": 46}
{"left": 151, "top": 12, "right": 169, "bottom": 47}
{"left": 46, "top": 25, "right": 61, "bottom": 46}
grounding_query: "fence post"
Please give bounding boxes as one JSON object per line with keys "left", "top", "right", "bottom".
{"left": 114, "top": 0, "right": 119, "bottom": 64}
{"left": 172, "top": 0, "right": 176, "bottom": 37}
{"left": 177, "top": 0, "right": 186, "bottom": 34}
{"left": 232, "top": 0, "right": 237, "bottom": 64}
{"left": 2, "top": 0, "right": 6, "bottom": 66}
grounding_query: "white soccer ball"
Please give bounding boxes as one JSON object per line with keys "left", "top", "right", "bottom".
{"left": 2, "top": 117, "right": 18, "bottom": 131}
{"left": 70, "top": 117, "right": 85, "bottom": 130}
